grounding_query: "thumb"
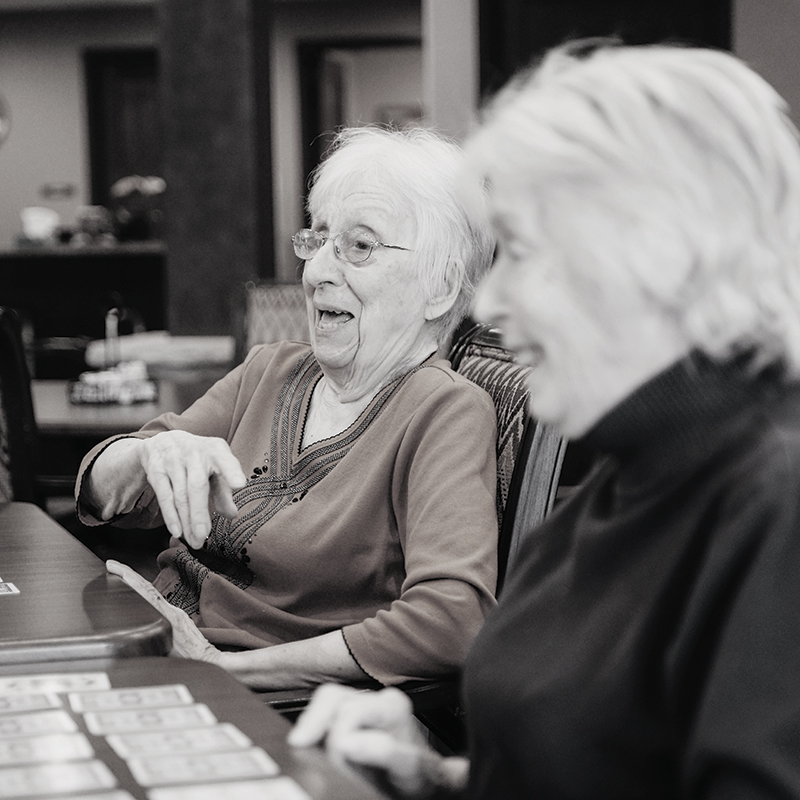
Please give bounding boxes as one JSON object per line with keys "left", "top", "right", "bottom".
{"left": 209, "top": 473, "right": 239, "bottom": 519}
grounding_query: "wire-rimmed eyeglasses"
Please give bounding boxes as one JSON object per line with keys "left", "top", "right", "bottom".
{"left": 292, "top": 228, "right": 412, "bottom": 265}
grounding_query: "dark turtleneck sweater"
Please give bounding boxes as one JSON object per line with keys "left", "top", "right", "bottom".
{"left": 463, "top": 353, "right": 800, "bottom": 799}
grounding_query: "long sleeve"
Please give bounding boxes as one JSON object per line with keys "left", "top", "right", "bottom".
{"left": 343, "top": 375, "right": 499, "bottom": 683}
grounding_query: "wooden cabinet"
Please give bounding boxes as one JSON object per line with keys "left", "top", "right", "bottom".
{"left": 0, "top": 242, "right": 166, "bottom": 377}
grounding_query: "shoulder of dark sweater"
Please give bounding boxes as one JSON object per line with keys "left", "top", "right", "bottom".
{"left": 574, "top": 350, "right": 800, "bottom": 485}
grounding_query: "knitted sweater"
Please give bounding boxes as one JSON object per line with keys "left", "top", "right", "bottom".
{"left": 464, "top": 353, "right": 800, "bottom": 799}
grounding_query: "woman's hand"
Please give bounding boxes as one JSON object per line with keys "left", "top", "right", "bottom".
{"left": 89, "top": 430, "right": 247, "bottom": 549}
{"left": 289, "top": 684, "right": 469, "bottom": 797}
{"left": 106, "top": 559, "right": 221, "bottom": 664}
{"left": 137, "top": 430, "right": 246, "bottom": 548}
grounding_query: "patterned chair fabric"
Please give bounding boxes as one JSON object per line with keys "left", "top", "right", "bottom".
{"left": 450, "top": 322, "right": 566, "bottom": 590}
{"left": 454, "top": 344, "right": 531, "bottom": 529}
{"left": 243, "top": 281, "right": 309, "bottom": 352}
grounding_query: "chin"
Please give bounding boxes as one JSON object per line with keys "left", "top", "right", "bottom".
{"left": 312, "top": 342, "right": 356, "bottom": 372}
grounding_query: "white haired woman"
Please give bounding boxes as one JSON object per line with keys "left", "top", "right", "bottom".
{"left": 76, "top": 126, "right": 499, "bottom": 691}
{"left": 289, "top": 43, "right": 800, "bottom": 798}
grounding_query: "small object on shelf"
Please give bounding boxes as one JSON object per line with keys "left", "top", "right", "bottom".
{"left": 68, "top": 360, "right": 158, "bottom": 405}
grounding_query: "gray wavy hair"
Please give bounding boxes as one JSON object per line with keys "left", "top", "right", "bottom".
{"left": 307, "top": 126, "right": 495, "bottom": 346}
{"left": 464, "top": 41, "right": 800, "bottom": 377}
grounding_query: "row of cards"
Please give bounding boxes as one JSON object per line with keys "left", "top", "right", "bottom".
{"left": 0, "top": 672, "right": 313, "bottom": 800}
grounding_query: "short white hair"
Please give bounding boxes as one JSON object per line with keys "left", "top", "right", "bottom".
{"left": 464, "top": 41, "right": 800, "bottom": 377}
{"left": 307, "top": 126, "right": 495, "bottom": 345}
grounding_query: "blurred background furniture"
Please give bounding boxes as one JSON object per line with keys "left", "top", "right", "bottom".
{"left": 0, "top": 243, "right": 165, "bottom": 379}
{"left": 235, "top": 280, "right": 308, "bottom": 362}
{"left": 0, "top": 306, "right": 41, "bottom": 506}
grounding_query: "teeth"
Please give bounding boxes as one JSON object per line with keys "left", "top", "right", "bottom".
{"left": 317, "top": 309, "right": 354, "bottom": 328}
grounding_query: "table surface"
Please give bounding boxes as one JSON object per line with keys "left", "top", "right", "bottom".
{"left": 32, "top": 378, "right": 214, "bottom": 437}
{"left": 0, "top": 502, "right": 171, "bottom": 665}
{"left": 0, "top": 656, "right": 388, "bottom": 799}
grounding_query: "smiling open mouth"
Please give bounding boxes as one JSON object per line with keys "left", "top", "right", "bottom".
{"left": 317, "top": 309, "right": 355, "bottom": 329}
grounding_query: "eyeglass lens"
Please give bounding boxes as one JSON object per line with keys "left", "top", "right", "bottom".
{"left": 292, "top": 229, "right": 377, "bottom": 264}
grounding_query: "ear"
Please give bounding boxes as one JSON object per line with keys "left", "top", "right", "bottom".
{"left": 424, "top": 259, "right": 463, "bottom": 321}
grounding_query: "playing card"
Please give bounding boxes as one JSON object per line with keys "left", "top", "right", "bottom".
{"left": 83, "top": 703, "right": 218, "bottom": 735}
{"left": 147, "top": 777, "right": 312, "bottom": 800}
{"left": 0, "top": 759, "right": 116, "bottom": 797}
{"left": 0, "top": 709, "right": 77, "bottom": 738}
{"left": 0, "top": 692, "right": 61, "bottom": 715}
{"left": 107, "top": 723, "right": 252, "bottom": 759}
{"left": 0, "top": 732, "right": 93, "bottom": 766}
{"left": 0, "top": 672, "right": 110, "bottom": 695}
{"left": 69, "top": 684, "right": 194, "bottom": 713}
{"left": 128, "top": 748, "right": 279, "bottom": 787}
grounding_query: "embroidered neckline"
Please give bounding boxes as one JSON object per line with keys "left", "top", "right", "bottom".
{"left": 165, "top": 349, "right": 436, "bottom": 615}
{"left": 216, "top": 352, "right": 424, "bottom": 556}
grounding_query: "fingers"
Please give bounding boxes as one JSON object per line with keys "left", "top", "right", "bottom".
{"left": 289, "top": 684, "right": 360, "bottom": 747}
{"left": 289, "top": 686, "right": 415, "bottom": 748}
{"left": 182, "top": 457, "right": 212, "bottom": 548}
{"left": 106, "top": 559, "right": 168, "bottom": 611}
{"left": 328, "top": 730, "right": 433, "bottom": 795}
{"left": 209, "top": 473, "right": 239, "bottom": 520}
{"left": 106, "top": 560, "right": 220, "bottom": 664}
{"left": 139, "top": 432, "right": 246, "bottom": 546}
{"left": 289, "top": 685, "right": 436, "bottom": 796}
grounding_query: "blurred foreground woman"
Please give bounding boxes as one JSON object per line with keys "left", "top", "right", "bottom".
{"left": 291, "top": 42, "right": 800, "bottom": 799}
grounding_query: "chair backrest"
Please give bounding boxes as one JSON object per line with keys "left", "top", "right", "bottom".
{"left": 240, "top": 281, "right": 309, "bottom": 359}
{"left": 0, "top": 307, "right": 40, "bottom": 505}
{"left": 449, "top": 321, "right": 566, "bottom": 594}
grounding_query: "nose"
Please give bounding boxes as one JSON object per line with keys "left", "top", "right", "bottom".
{"left": 301, "top": 238, "right": 344, "bottom": 288}
{"left": 473, "top": 259, "right": 508, "bottom": 327}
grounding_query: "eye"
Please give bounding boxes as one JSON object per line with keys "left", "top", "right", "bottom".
{"left": 351, "top": 235, "right": 374, "bottom": 253}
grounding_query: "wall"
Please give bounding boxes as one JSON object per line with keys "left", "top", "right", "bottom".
{"left": 339, "top": 46, "right": 423, "bottom": 127}
{"left": 1, "top": 0, "right": 791, "bottom": 313}
{"left": 269, "top": 0, "right": 421, "bottom": 281}
{"left": 733, "top": 0, "right": 800, "bottom": 129}
{"left": 0, "top": 7, "right": 157, "bottom": 248}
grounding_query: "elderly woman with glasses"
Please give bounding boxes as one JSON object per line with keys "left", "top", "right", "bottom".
{"left": 289, "top": 43, "right": 800, "bottom": 799}
{"left": 75, "top": 126, "right": 498, "bottom": 691}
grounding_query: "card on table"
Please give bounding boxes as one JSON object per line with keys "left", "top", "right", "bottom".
{"left": 83, "top": 703, "right": 218, "bottom": 736}
{"left": 0, "top": 692, "right": 61, "bottom": 715}
{"left": 0, "top": 673, "right": 110, "bottom": 695}
{"left": 0, "top": 759, "right": 117, "bottom": 798}
{"left": 147, "top": 777, "right": 313, "bottom": 800}
{"left": 107, "top": 722, "right": 252, "bottom": 759}
{"left": 0, "top": 709, "right": 78, "bottom": 738}
{"left": 0, "top": 731, "right": 94, "bottom": 766}
{"left": 69, "top": 684, "right": 194, "bottom": 714}
{"left": 127, "top": 748, "right": 280, "bottom": 788}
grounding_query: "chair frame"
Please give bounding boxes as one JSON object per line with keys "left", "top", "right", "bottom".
{"left": 0, "top": 307, "right": 41, "bottom": 506}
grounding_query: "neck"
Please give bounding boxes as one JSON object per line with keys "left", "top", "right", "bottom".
{"left": 321, "top": 340, "right": 439, "bottom": 404}
{"left": 302, "top": 378, "right": 378, "bottom": 448}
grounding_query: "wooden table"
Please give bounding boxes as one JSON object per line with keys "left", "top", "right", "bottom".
{"left": 0, "top": 502, "right": 171, "bottom": 665}
{"left": 0, "top": 656, "right": 388, "bottom": 799}
{"left": 32, "top": 378, "right": 213, "bottom": 438}
{"left": 31, "top": 377, "right": 216, "bottom": 496}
